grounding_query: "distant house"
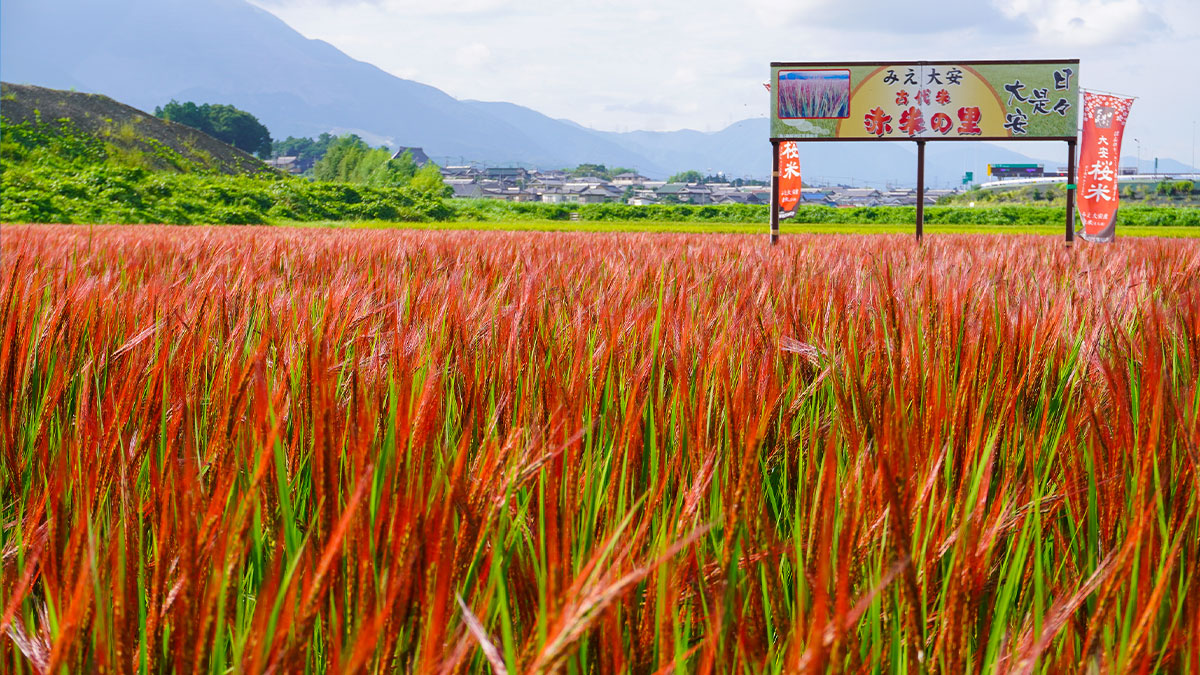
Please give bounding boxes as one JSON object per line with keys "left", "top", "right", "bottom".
{"left": 441, "top": 165, "right": 479, "bottom": 178}
{"left": 743, "top": 187, "right": 771, "bottom": 201}
{"left": 483, "top": 167, "right": 530, "bottom": 183}
{"left": 449, "top": 182, "right": 486, "bottom": 199}
{"left": 529, "top": 176, "right": 565, "bottom": 190}
{"left": 391, "top": 146, "right": 431, "bottom": 166}
{"left": 266, "top": 156, "right": 302, "bottom": 174}
{"left": 836, "top": 188, "right": 882, "bottom": 199}
{"left": 483, "top": 187, "right": 537, "bottom": 202}
{"left": 536, "top": 182, "right": 617, "bottom": 204}
{"left": 829, "top": 188, "right": 883, "bottom": 207}
{"left": 539, "top": 187, "right": 573, "bottom": 204}
{"left": 713, "top": 192, "right": 767, "bottom": 205}
{"left": 800, "top": 192, "right": 836, "bottom": 206}
{"left": 612, "top": 172, "right": 649, "bottom": 187}
{"left": 656, "top": 183, "right": 713, "bottom": 205}
{"left": 578, "top": 185, "right": 615, "bottom": 204}
{"left": 627, "top": 192, "right": 660, "bottom": 206}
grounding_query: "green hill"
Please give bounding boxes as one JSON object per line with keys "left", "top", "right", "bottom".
{"left": 1, "top": 82, "right": 275, "bottom": 175}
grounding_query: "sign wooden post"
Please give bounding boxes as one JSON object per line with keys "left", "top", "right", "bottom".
{"left": 1065, "top": 138, "right": 1077, "bottom": 246}
{"left": 916, "top": 140, "right": 926, "bottom": 242}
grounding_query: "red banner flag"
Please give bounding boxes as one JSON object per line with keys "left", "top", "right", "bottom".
{"left": 778, "top": 141, "right": 801, "bottom": 211}
{"left": 1077, "top": 92, "right": 1134, "bottom": 243}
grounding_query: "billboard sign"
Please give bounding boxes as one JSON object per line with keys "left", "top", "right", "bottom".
{"left": 771, "top": 60, "right": 1079, "bottom": 141}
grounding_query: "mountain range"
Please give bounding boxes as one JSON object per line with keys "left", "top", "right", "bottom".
{"left": 2, "top": 0, "right": 1194, "bottom": 184}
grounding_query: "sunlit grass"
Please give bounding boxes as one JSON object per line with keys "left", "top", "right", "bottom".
{"left": 294, "top": 219, "right": 1200, "bottom": 238}
{"left": 2, "top": 226, "right": 1198, "bottom": 672}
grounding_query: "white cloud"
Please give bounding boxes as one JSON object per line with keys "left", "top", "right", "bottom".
{"left": 748, "top": 0, "right": 1021, "bottom": 33}
{"left": 454, "top": 42, "right": 490, "bottom": 68}
{"left": 993, "top": 0, "right": 1166, "bottom": 46}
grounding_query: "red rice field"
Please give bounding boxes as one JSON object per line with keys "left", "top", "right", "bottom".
{"left": 2, "top": 225, "right": 1199, "bottom": 673}
{"left": 777, "top": 73, "right": 850, "bottom": 119}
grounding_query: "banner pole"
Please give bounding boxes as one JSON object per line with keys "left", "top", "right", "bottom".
{"left": 915, "top": 140, "right": 926, "bottom": 242}
{"left": 1065, "top": 138, "right": 1077, "bottom": 247}
{"left": 770, "top": 140, "right": 780, "bottom": 246}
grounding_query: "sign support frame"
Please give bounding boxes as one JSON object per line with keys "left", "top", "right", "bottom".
{"left": 768, "top": 58, "right": 1080, "bottom": 247}
{"left": 769, "top": 133, "right": 1082, "bottom": 246}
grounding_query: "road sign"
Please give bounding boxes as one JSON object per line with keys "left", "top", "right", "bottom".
{"left": 989, "top": 164, "right": 1044, "bottom": 178}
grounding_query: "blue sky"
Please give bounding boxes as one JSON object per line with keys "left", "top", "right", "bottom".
{"left": 251, "top": 0, "right": 1198, "bottom": 167}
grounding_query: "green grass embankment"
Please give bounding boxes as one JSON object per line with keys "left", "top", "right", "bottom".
{"left": 315, "top": 219, "right": 1200, "bottom": 238}
{"left": 449, "top": 200, "right": 1200, "bottom": 228}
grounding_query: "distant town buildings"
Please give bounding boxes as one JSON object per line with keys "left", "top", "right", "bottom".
{"left": 270, "top": 154, "right": 959, "bottom": 206}
{"left": 437, "top": 165, "right": 956, "bottom": 207}
{"left": 438, "top": 166, "right": 779, "bottom": 205}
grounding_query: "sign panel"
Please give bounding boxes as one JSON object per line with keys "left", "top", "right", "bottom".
{"left": 1077, "top": 92, "right": 1134, "bottom": 243}
{"left": 771, "top": 60, "right": 1079, "bottom": 141}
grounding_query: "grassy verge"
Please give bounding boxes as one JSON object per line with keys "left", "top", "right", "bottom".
{"left": 447, "top": 199, "right": 1200, "bottom": 227}
{"left": 289, "top": 219, "right": 1200, "bottom": 238}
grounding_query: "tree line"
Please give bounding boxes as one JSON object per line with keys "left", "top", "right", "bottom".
{"left": 155, "top": 100, "right": 447, "bottom": 195}
{"left": 308, "top": 135, "right": 448, "bottom": 194}
{"left": 155, "top": 100, "right": 273, "bottom": 158}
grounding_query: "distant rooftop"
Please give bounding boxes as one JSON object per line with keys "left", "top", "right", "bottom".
{"left": 391, "top": 146, "right": 431, "bottom": 166}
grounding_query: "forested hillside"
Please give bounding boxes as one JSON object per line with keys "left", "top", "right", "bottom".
{"left": 1, "top": 83, "right": 452, "bottom": 224}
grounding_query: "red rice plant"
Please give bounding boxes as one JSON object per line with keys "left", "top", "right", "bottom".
{"left": 778, "top": 74, "right": 850, "bottom": 118}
